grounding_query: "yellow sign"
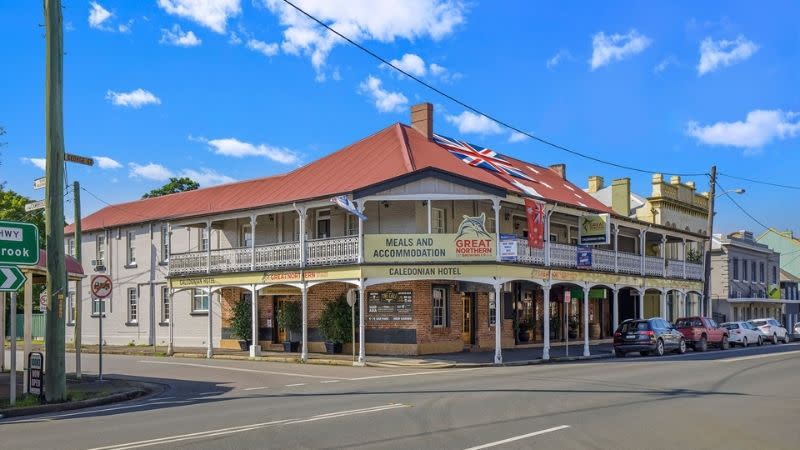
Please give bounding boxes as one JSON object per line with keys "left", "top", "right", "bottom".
{"left": 170, "top": 265, "right": 362, "bottom": 288}
{"left": 363, "top": 264, "right": 497, "bottom": 280}
{"left": 365, "top": 214, "right": 496, "bottom": 263}
{"left": 579, "top": 213, "right": 610, "bottom": 245}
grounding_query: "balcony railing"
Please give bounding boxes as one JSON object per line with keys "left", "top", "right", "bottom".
{"left": 169, "top": 236, "right": 704, "bottom": 281}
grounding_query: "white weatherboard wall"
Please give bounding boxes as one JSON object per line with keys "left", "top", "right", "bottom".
{"left": 66, "top": 224, "right": 219, "bottom": 348}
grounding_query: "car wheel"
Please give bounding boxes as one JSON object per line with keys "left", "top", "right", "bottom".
{"left": 654, "top": 339, "right": 665, "bottom": 357}
{"left": 757, "top": 335, "right": 763, "bottom": 346}
{"left": 640, "top": 351, "right": 650, "bottom": 357}
{"left": 742, "top": 337, "right": 748, "bottom": 347}
{"left": 677, "top": 338, "right": 687, "bottom": 354}
{"left": 721, "top": 335, "right": 730, "bottom": 350}
{"left": 784, "top": 334, "right": 791, "bottom": 344}
{"left": 614, "top": 349, "right": 625, "bottom": 358}
{"left": 772, "top": 334, "right": 778, "bottom": 345}
{"left": 696, "top": 336, "right": 708, "bottom": 352}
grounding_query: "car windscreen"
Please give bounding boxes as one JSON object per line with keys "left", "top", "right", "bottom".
{"left": 751, "top": 320, "right": 768, "bottom": 327}
{"left": 722, "top": 323, "right": 739, "bottom": 330}
{"left": 619, "top": 321, "right": 649, "bottom": 333}
{"left": 675, "top": 318, "right": 701, "bottom": 327}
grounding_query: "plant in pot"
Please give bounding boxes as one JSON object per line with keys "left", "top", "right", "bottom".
{"left": 318, "top": 294, "right": 352, "bottom": 354}
{"left": 549, "top": 315, "right": 560, "bottom": 339}
{"left": 277, "top": 301, "right": 302, "bottom": 352}
{"left": 517, "top": 320, "right": 531, "bottom": 343}
{"left": 568, "top": 314, "right": 580, "bottom": 339}
{"left": 230, "top": 296, "right": 252, "bottom": 351}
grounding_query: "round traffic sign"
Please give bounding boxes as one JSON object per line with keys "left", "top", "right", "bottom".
{"left": 39, "top": 291, "right": 47, "bottom": 311}
{"left": 91, "top": 274, "right": 113, "bottom": 298}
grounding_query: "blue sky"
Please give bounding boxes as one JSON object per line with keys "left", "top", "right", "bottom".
{"left": 1, "top": 1, "right": 799, "bottom": 235}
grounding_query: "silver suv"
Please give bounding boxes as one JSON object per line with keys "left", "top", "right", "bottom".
{"left": 748, "top": 318, "right": 790, "bottom": 344}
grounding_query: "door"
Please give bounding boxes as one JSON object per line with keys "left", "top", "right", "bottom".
{"left": 462, "top": 293, "right": 476, "bottom": 347}
{"left": 274, "top": 298, "right": 288, "bottom": 343}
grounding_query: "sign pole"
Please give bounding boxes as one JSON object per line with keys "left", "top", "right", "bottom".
{"left": 9, "top": 291, "right": 17, "bottom": 406}
{"left": 98, "top": 299, "right": 103, "bottom": 382}
{"left": 89, "top": 274, "right": 112, "bottom": 382}
{"left": 73, "top": 180, "right": 82, "bottom": 380}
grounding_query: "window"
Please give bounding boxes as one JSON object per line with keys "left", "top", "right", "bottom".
{"left": 96, "top": 234, "right": 106, "bottom": 263}
{"left": 488, "top": 291, "right": 496, "bottom": 326}
{"left": 486, "top": 217, "right": 496, "bottom": 234}
{"left": 66, "top": 291, "right": 75, "bottom": 324}
{"left": 160, "top": 225, "right": 169, "bottom": 262}
{"left": 240, "top": 223, "right": 253, "bottom": 247}
{"left": 759, "top": 263, "right": 765, "bottom": 283}
{"left": 293, "top": 217, "right": 301, "bottom": 241}
{"left": 67, "top": 239, "right": 75, "bottom": 258}
{"left": 192, "top": 289, "right": 209, "bottom": 312}
{"left": 199, "top": 228, "right": 209, "bottom": 251}
{"left": 127, "top": 288, "right": 138, "bottom": 323}
{"left": 432, "top": 286, "right": 448, "bottom": 327}
{"left": 751, "top": 261, "right": 756, "bottom": 282}
{"left": 316, "top": 209, "right": 331, "bottom": 239}
{"left": 346, "top": 215, "right": 359, "bottom": 236}
{"left": 431, "top": 208, "right": 446, "bottom": 234}
{"left": 732, "top": 258, "right": 739, "bottom": 280}
{"left": 126, "top": 230, "right": 136, "bottom": 265}
{"left": 161, "top": 286, "right": 170, "bottom": 323}
{"left": 742, "top": 259, "right": 748, "bottom": 281}
{"left": 772, "top": 266, "right": 778, "bottom": 285}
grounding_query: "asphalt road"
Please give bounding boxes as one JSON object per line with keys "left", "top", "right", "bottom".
{"left": 2, "top": 343, "right": 800, "bottom": 450}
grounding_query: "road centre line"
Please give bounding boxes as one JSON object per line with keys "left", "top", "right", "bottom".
{"left": 463, "top": 425, "right": 571, "bottom": 450}
{"left": 137, "top": 360, "right": 347, "bottom": 380}
{"left": 722, "top": 349, "right": 800, "bottom": 363}
{"left": 85, "top": 403, "right": 409, "bottom": 450}
{"left": 320, "top": 380, "right": 340, "bottom": 383}
{"left": 285, "top": 383, "right": 306, "bottom": 387}
{"left": 243, "top": 386, "right": 269, "bottom": 391}
{"left": 348, "top": 368, "right": 479, "bottom": 381}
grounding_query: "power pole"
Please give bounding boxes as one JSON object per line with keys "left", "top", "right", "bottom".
{"left": 44, "top": 0, "right": 67, "bottom": 402}
{"left": 703, "top": 166, "right": 717, "bottom": 318}
{"left": 73, "top": 181, "right": 82, "bottom": 379}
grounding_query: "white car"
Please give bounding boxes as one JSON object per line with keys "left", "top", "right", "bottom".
{"left": 721, "top": 321, "right": 764, "bottom": 347}
{"left": 748, "top": 318, "right": 790, "bottom": 344}
{"left": 793, "top": 322, "right": 800, "bottom": 340}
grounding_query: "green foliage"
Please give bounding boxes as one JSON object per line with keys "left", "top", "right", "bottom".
{"left": 277, "top": 301, "right": 302, "bottom": 340}
{"left": 142, "top": 177, "right": 199, "bottom": 199}
{"left": 318, "top": 295, "right": 353, "bottom": 344}
{"left": 0, "top": 186, "right": 46, "bottom": 247}
{"left": 686, "top": 248, "right": 703, "bottom": 264}
{"left": 230, "top": 296, "right": 252, "bottom": 341}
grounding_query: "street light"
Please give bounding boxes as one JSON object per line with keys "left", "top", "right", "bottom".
{"left": 715, "top": 188, "right": 745, "bottom": 198}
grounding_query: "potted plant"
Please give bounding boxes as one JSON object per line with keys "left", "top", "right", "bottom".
{"left": 318, "top": 294, "right": 352, "bottom": 354}
{"left": 517, "top": 320, "right": 531, "bottom": 342}
{"left": 549, "top": 315, "right": 560, "bottom": 339}
{"left": 277, "top": 301, "right": 302, "bottom": 352}
{"left": 568, "top": 314, "right": 579, "bottom": 339}
{"left": 230, "top": 296, "right": 252, "bottom": 351}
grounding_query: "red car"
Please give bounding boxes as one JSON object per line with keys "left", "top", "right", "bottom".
{"left": 674, "top": 316, "right": 729, "bottom": 352}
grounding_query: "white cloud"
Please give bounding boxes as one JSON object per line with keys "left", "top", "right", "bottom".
{"left": 22, "top": 158, "right": 47, "bottom": 171}
{"left": 429, "top": 63, "right": 446, "bottom": 76}
{"left": 157, "top": 0, "right": 241, "bottom": 34}
{"left": 590, "top": 29, "right": 651, "bottom": 70}
{"left": 686, "top": 110, "right": 800, "bottom": 151}
{"left": 389, "top": 53, "right": 427, "bottom": 76}
{"left": 654, "top": 55, "right": 678, "bottom": 73}
{"left": 546, "top": 49, "right": 571, "bottom": 69}
{"left": 160, "top": 24, "right": 202, "bottom": 47}
{"left": 228, "top": 32, "right": 243, "bottom": 45}
{"left": 179, "top": 168, "right": 235, "bottom": 186}
{"left": 508, "top": 131, "right": 530, "bottom": 143}
{"left": 88, "top": 2, "right": 112, "bottom": 30}
{"left": 261, "top": 0, "right": 466, "bottom": 78}
{"left": 697, "top": 36, "right": 758, "bottom": 75}
{"left": 358, "top": 76, "right": 408, "bottom": 113}
{"left": 93, "top": 156, "right": 122, "bottom": 169}
{"left": 445, "top": 111, "right": 503, "bottom": 135}
{"left": 246, "top": 38, "right": 279, "bottom": 57}
{"left": 105, "top": 89, "right": 161, "bottom": 108}
{"left": 129, "top": 163, "right": 173, "bottom": 181}
{"left": 205, "top": 137, "right": 300, "bottom": 165}
{"left": 118, "top": 20, "right": 133, "bottom": 33}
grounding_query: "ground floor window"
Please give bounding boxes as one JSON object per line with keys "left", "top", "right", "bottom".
{"left": 432, "top": 286, "right": 448, "bottom": 327}
{"left": 488, "top": 291, "right": 496, "bottom": 326}
{"left": 127, "top": 288, "right": 138, "bottom": 323}
{"left": 66, "top": 291, "right": 75, "bottom": 324}
{"left": 162, "top": 286, "right": 170, "bottom": 322}
{"left": 193, "top": 289, "right": 209, "bottom": 312}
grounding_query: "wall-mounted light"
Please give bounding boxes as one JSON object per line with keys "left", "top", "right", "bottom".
{"left": 382, "top": 201, "right": 390, "bottom": 208}
{"left": 504, "top": 213, "right": 510, "bottom": 221}
{"left": 422, "top": 200, "right": 428, "bottom": 206}
{"left": 269, "top": 214, "right": 274, "bottom": 222}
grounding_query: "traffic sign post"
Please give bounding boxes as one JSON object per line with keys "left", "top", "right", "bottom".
{"left": 0, "top": 266, "right": 26, "bottom": 291}
{"left": 91, "top": 275, "right": 112, "bottom": 381}
{"left": 33, "top": 177, "right": 46, "bottom": 190}
{"left": 0, "top": 220, "right": 40, "bottom": 265}
{"left": 28, "top": 352, "right": 44, "bottom": 398}
{"left": 25, "top": 200, "right": 46, "bottom": 212}
{"left": 65, "top": 153, "right": 94, "bottom": 166}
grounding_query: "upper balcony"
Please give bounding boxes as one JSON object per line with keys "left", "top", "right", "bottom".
{"left": 167, "top": 200, "right": 704, "bottom": 280}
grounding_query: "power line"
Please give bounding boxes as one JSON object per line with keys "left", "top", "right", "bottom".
{"left": 280, "top": 0, "right": 708, "bottom": 178}
{"left": 718, "top": 172, "right": 800, "bottom": 191}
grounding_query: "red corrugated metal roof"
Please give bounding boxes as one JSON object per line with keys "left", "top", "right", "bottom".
{"left": 66, "top": 123, "right": 610, "bottom": 234}
{"left": 22, "top": 250, "right": 84, "bottom": 275}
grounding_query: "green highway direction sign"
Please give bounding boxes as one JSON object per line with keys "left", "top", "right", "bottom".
{"left": 0, "top": 266, "right": 26, "bottom": 291}
{"left": 0, "top": 220, "right": 40, "bottom": 265}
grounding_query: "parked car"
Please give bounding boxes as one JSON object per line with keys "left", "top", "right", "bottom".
{"left": 793, "top": 322, "right": 800, "bottom": 341}
{"left": 613, "top": 318, "right": 686, "bottom": 357}
{"left": 674, "top": 316, "right": 729, "bottom": 352}
{"left": 721, "top": 321, "right": 763, "bottom": 347}
{"left": 748, "top": 318, "right": 790, "bottom": 344}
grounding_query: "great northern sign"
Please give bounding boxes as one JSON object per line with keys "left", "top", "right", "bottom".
{"left": 365, "top": 214, "right": 496, "bottom": 263}
{"left": 0, "top": 220, "right": 40, "bottom": 265}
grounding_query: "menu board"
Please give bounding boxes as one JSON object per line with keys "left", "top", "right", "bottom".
{"left": 367, "top": 290, "right": 413, "bottom": 322}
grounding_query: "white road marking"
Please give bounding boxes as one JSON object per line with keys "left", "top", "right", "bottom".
{"left": 85, "top": 404, "right": 409, "bottom": 450}
{"left": 320, "top": 380, "right": 340, "bottom": 383}
{"left": 195, "top": 391, "right": 219, "bottom": 395}
{"left": 243, "top": 386, "right": 269, "bottom": 391}
{"left": 138, "top": 360, "right": 346, "bottom": 380}
{"left": 285, "top": 383, "right": 306, "bottom": 387}
{"left": 0, "top": 399, "right": 192, "bottom": 423}
{"left": 347, "top": 368, "right": 479, "bottom": 381}
{"left": 722, "top": 349, "right": 800, "bottom": 363}
{"left": 463, "top": 425, "right": 571, "bottom": 450}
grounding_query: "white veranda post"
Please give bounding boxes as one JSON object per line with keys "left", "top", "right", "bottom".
{"left": 582, "top": 285, "right": 590, "bottom": 357}
{"left": 542, "top": 284, "right": 551, "bottom": 361}
{"left": 357, "top": 284, "right": 366, "bottom": 365}
{"left": 206, "top": 286, "right": 213, "bottom": 359}
{"left": 494, "top": 282, "right": 503, "bottom": 365}
{"left": 301, "top": 283, "right": 308, "bottom": 362}
{"left": 250, "top": 285, "right": 260, "bottom": 357}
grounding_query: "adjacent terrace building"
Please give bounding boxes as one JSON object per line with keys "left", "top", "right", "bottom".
{"left": 65, "top": 103, "right": 706, "bottom": 363}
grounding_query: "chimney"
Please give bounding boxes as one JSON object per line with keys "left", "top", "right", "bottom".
{"left": 411, "top": 102, "right": 433, "bottom": 139}
{"left": 549, "top": 163, "right": 566, "bottom": 180}
{"left": 611, "top": 178, "right": 631, "bottom": 216}
{"left": 587, "top": 175, "right": 604, "bottom": 193}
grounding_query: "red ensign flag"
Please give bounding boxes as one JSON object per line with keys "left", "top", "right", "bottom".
{"left": 525, "top": 198, "right": 544, "bottom": 249}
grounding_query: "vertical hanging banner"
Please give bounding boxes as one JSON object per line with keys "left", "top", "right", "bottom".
{"left": 524, "top": 198, "right": 544, "bottom": 249}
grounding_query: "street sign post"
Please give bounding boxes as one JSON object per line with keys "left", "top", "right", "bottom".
{"left": 65, "top": 153, "right": 94, "bottom": 166}
{"left": 24, "top": 200, "right": 46, "bottom": 212}
{"left": 0, "top": 266, "right": 26, "bottom": 291}
{"left": 0, "top": 220, "right": 40, "bottom": 265}
{"left": 91, "top": 275, "right": 112, "bottom": 381}
{"left": 33, "top": 177, "right": 46, "bottom": 190}
{"left": 28, "top": 352, "right": 44, "bottom": 398}
{"left": 39, "top": 291, "right": 48, "bottom": 312}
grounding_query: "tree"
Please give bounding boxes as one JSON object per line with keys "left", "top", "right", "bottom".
{"left": 142, "top": 177, "right": 199, "bottom": 198}
{"left": 0, "top": 186, "right": 46, "bottom": 247}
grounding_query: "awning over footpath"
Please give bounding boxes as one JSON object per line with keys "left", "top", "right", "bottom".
{"left": 18, "top": 249, "right": 85, "bottom": 283}
{"left": 724, "top": 297, "right": 800, "bottom": 305}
